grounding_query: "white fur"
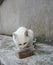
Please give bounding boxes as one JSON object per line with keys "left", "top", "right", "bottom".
{"left": 13, "top": 27, "right": 34, "bottom": 51}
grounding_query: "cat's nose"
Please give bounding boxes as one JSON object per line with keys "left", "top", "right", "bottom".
{"left": 26, "top": 46, "right": 30, "bottom": 48}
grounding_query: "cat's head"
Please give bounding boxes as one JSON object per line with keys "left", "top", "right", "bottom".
{"left": 13, "top": 30, "right": 30, "bottom": 49}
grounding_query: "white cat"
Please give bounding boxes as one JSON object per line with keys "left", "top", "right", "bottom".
{"left": 13, "top": 27, "right": 34, "bottom": 51}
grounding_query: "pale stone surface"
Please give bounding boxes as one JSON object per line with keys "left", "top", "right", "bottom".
{"left": 0, "top": 35, "right": 53, "bottom": 65}
{"left": 0, "top": 0, "right": 53, "bottom": 37}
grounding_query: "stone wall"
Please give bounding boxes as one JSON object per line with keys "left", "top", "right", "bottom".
{"left": 0, "top": 0, "right": 53, "bottom": 38}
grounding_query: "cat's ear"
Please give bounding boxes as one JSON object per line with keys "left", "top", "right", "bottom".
{"left": 25, "top": 30, "right": 28, "bottom": 36}
{"left": 13, "top": 33, "right": 18, "bottom": 39}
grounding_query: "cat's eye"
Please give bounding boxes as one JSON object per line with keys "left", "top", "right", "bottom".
{"left": 24, "top": 42, "right": 27, "bottom": 45}
{"left": 19, "top": 44, "right": 22, "bottom": 45}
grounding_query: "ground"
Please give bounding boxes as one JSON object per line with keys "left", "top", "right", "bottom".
{"left": 0, "top": 35, "right": 53, "bottom": 65}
